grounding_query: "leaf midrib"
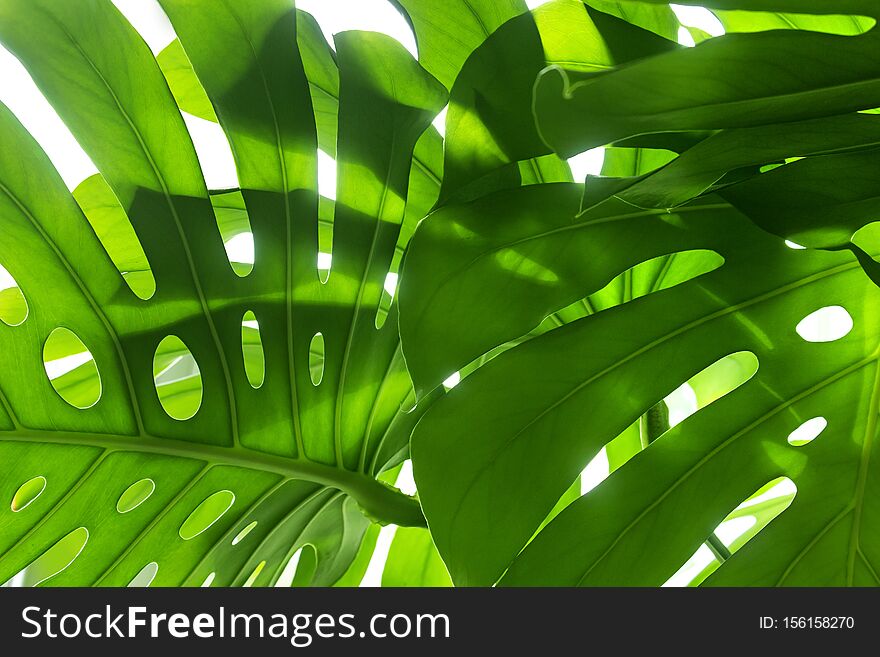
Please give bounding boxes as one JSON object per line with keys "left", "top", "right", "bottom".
{"left": 0, "top": 426, "right": 421, "bottom": 528}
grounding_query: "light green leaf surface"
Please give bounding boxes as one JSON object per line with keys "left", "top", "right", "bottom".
{"left": 382, "top": 527, "right": 452, "bottom": 587}
{"left": 0, "top": 0, "right": 444, "bottom": 587}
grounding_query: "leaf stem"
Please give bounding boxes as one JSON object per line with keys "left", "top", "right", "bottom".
{"left": 638, "top": 400, "right": 730, "bottom": 563}
{"left": 705, "top": 533, "right": 732, "bottom": 562}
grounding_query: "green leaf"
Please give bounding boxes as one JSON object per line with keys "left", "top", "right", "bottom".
{"left": 402, "top": 182, "right": 880, "bottom": 585}
{"left": 392, "top": 0, "right": 529, "bottom": 91}
{"left": 156, "top": 39, "right": 218, "bottom": 123}
{"left": 0, "top": 0, "right": 443, "bottom": 586}
{"left": 712, "top": 9, "right": 875, "bottom": 35}
{"left": 613, "top": 0, "right": 880, "bottom": 17}
{"left": 534, "top": 30, "right": 880, "bottom": 158}
{"left": 589, "top": 114, "right": 880, "bottom": 211}
{"left": 721, "top": 148, "right": 880, "bottom": 251}
{"left": 440, "top": 0, "right": 677, "bottom": 201}
{"left": 382, "top": 527, "right": 452, "bottom": 587}
{"left": 585, "top": 0, "right": 679, "bottom": 40}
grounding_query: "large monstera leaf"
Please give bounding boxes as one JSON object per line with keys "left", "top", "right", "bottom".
{"left": 0, "top": 0, "right": 445, "bottom": 587}
{"left": 401, "top": 182, "right": 880, "bottom": 587}
{"left": 398, "top": 1, "right": 880, "bottom": 586}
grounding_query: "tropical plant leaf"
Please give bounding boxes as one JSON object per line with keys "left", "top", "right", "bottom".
{"left": 585, "top": 0, "right": 678, "bottom": 39}
{"left": 534, "top": 28, "right": 880, "bottom": 159}
{"left": 439, "top": 0, "right": 677, "bottom": 202}
{"left": 400, "top": 178, "right": 880, "bottom": 585}
{"left": 721, "top": 148, "right": 880, "bottom": 252}
{"left": 711, "top": 8, "right": 875, "bottom": 35}
{"left": 392, "top": 0, "right": 529, "bottom": 91}
{"left": 618, "top": 0, "right": 880, "bottom": 16}
{"left": 580, "top": 114, "right": 880, "bottom": 212}
{"left": 382, "top": 526, "right": 452, "bottom": 587}
{"left": 0, "top": 0, "right": 444, "bottom": 587}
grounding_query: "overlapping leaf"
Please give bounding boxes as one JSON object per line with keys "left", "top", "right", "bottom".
{"left": 399, "top": 0, "right": 880, "bottom": 587}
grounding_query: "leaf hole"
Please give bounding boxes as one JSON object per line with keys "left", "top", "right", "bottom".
{"left": 665, "top": 477, "right": 796, "bottom": 587}
{"left": 243, "top": 560, "right": 266, "bottom": 587}
{"left": 201, "top": 572, "right": 216, "bottom": 587}
{"left": 309, "top": 333, "right": 325, "bottom": 386}
{"left": 242, "top": 311, "right": 266, "bottom": 388}
{"left": 375, "top": 271, "right": 399, "bottom": 329}
{"left": 317, "top": 251, "right": 332, "bottom": 283}
{"left": 787, "top": 416, "right": 827, "bottom": 447}
{"left": 73, "top": 175, "right": 157, "bottom": 300}
{"left": 117, "top": 478, "right": 156, "bottom": 514}
{"left": 442, "top": 372, "right": 461, "bottom": 390}
{"left": 128, "top": 562, "right": 159, "bottom": 588}
{"left": 182, "top": 111, "right": 240, "bottom": 191}
{"left": 231, "top": 520, "right": 258, "bottom": 546}
{"left": 796, "top": 305, "right": 853, "bottom": 342}
{"left": 2, "top": 527, "right": 89, "bottom": 587}
{"left": 154, "top": 335, "right": 203, "bottom": 421}
{"left": 317, "top": 148, "right": 337, "bottom": 201}
{"left": 211, "top": 190, "right": 254, "bottom": 277}
{"left": 548, "top": 250, "right": 724, "bottom": 325}
{"left": 667, "top": 351, "right": 759, "bottom": 428}
{"left": 276, "top": 544, "right": 318, "bottom": 588}
{"left": 43, "top": 328, "right": 102, "bottom": 409}
{"left": 11, "top": 475, "right": 46, "bottom": 512}
{"left": 0, "top": 262, "right": 28, "bottom": 326}
{"left": 179, "top": 490, "right": 235, "bottom": 540}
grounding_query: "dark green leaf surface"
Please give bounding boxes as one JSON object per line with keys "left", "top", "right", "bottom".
{"left": 402, "top": 182, "right": 880, "bottom": 585}
{"left": 722, "top": 148, "right": 880, "bottom": 251}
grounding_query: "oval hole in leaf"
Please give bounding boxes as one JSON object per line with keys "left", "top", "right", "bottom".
{"left": 796, "top": 306, "right": 853, "bottom": 342}
{"left": 241, "top": 311, "right": 265, "bottom": 388}
{"left": 3, "top": 527, "right": 89, "bottom": 587}
{"left": 154, "top": 335, "right": 203, "bottom": 421}
{"left": 201, "top": 572, "right": 216, "bottom": 587}
{"left": 117, "top": 478, "right": 156, "bottom": 514}
{"left": 309, "top": 333, "right": 325, "bottom": 386}
{"left": 11, "top": 476, "right": 46, "bottom": 512}
{"left": 73, "top": 174, "right": 157, "bottom": 300}
{"left": 43, "top": 328, "right": 102, "bottom": 409}
{"left": 179, "top": 490, "right": 235, "bottom": 540}
{"left": 128, "top": 562, "right": 158, "bottom": 587}
{"left": 231, "top": 520, "right": 258, "bottom": 546}
{"left": 787, "top": 417, "right": 827, "bottom": 447}
{"left": 243, "top": 560, "right": 266, "bottom": 587}
{"left": 0, "top": 262, "right": 28, "bottom": 326}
